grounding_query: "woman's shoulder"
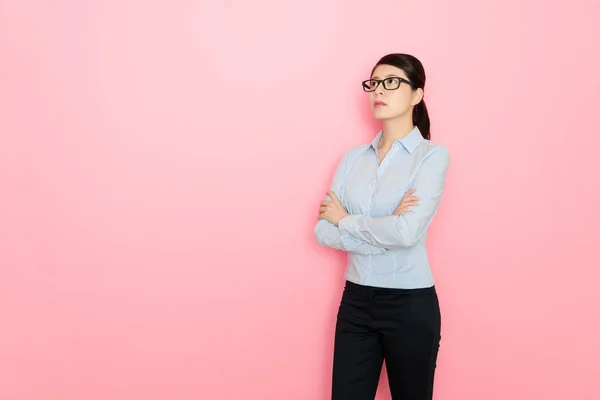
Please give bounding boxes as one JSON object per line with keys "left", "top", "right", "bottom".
{"left": 420, "top": 139, "right": 450, "bottom": 158}
{"left": 336, "top": 143, "right": 372, "bottom": 165}
{"left": 344, "top": 143, "right": 372, "bottom": 157}
{"left": 417, "top": 139, "right": 450, "bottom": 171}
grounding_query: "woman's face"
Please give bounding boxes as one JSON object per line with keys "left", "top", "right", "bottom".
{"left": 367, "top": 64, "right": 423, "bottom": 121}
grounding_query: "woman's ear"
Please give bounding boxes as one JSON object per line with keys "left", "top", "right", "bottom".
{"left": 411, "top": 88, "right": 424, "bottom": 106}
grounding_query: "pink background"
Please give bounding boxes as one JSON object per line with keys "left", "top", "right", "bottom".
{"left": 1, "top": 1, "right": 599, "bottom": 399}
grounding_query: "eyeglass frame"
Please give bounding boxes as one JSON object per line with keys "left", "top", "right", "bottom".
{"left": 361, "top": 77, "right": 413, "bottom": 92}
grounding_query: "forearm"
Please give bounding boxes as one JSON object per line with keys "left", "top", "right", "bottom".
{"left": 314, "top": 219, "right": 387, "bottom": 255}
{"left": 338, "top": 146, "right": 450, "bottom": 248}
{"left": 338, "top": 213, "right": 433, "bottom": 248}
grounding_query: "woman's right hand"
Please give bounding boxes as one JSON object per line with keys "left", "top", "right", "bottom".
{"left": 392, "top": 189, "right": 420, "bottom": 215}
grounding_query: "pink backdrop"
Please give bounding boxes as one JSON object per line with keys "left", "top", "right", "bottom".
{"left": 1, "top": 1, "right": 599, "bottom": 399}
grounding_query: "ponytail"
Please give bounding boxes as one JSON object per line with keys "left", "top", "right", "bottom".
{"left": 413, "top": 100, "right": 430, "bottom": 140}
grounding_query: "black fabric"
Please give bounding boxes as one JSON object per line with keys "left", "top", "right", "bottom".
{"left": 332, "top": 280, "right": 441, "bottom": 400}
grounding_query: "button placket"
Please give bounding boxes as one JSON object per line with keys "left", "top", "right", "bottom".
{"left": 365, "top": 177, "right": 378, "bottom": 214}
{"left": 367, "top": 146, "right": 396, "bottom": 213}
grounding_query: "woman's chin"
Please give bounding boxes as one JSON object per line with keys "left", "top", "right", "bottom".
{"left": 373, "top": 109, "right": 392, "bottom": 120}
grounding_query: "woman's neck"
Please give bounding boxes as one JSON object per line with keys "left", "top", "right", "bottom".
{"left": 379, "top": 116, "right": 415, "bottom": 150}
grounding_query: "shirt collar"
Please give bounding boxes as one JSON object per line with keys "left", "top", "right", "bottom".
{"left": 370, "top": 126, "right": 424, "bottom": 154}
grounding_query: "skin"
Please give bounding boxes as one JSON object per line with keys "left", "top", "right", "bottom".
{"left": 318, "top": 64, "right": 423, "bottom": 226}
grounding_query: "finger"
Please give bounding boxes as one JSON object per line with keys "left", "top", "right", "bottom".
{"left": 393, "top": 206, "right": 412, "bottom": 215}
{"left": 326, "top": 191, "right": 340, "bottom": 204}
{"left": 397, "top": 202, "right": 416, "bottom": 211}
{"left": 320, "top": 206, "right": 328, "bottom": 213}
{"left": 399, "top": 196, "right": 420, "bottom": 205}
{"left": 400, "top": 191, "right": 416, "bottom": 202}
{"left": 400, "top": 199, "right": 420, "bottom": 207}
{"left": 395, "top": 202, "right": 418, "bottom": 211}
{"left": 320, "top": 200, "right": 331, "bottom": 207}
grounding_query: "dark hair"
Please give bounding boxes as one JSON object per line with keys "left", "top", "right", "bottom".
{"left": 371, "top": 53, "right": 430, "bottom": 140}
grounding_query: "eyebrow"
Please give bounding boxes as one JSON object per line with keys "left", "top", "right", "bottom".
{"left": 371, "top": 74, "right": 402, "bottom": 80}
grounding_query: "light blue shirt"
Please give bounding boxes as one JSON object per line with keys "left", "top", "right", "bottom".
{"left": 314, "top": 126, "right": 450, "bottom": 289}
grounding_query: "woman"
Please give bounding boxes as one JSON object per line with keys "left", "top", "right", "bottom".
{"left": 315, "top": 53, "right": 450, "bottom": 400}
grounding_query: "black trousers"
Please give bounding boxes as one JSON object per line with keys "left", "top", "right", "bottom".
{"left": 332, "top": 280, "right": 441, "bottom": 400}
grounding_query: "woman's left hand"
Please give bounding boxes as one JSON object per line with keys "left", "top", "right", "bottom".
{"left": 318, "top": 191, "right": 349, "bottom": 226}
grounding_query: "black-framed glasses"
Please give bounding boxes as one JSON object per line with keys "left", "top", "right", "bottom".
{"left": 361, "top": 77, "right": 412, "bottom": 92}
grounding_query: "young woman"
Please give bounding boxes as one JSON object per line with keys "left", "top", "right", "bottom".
{"left": 315, "top": 53, "right": 450, "bottom": 400}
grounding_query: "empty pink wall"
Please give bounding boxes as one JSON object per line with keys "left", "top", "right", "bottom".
{"left": 1, "top": 1, "right": 599, "bottom": 399}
